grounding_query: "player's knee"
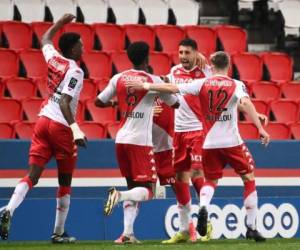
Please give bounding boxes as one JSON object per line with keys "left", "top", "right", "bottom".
{"left": 176, "top": 171, "right": 190, "bottom": 183}
{"left": 241, "top": 172, "right": 255, "bottom": 182}
{"left": 191, "top": 168, "right": 204, "bottom": 179}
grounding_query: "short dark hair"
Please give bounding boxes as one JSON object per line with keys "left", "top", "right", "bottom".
{"left": 210, "top": 51, "right": 230, "bottom": 70}
{"left": 179, "top": 38, "right": 198, "bottom": 50}
{"left": 127, "top": 41, "right": 149, "bottom": 66}
{"left": 58, "top": 32, "right": 81, "bottom": 57}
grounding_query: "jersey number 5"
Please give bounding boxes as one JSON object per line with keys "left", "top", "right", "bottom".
{"left": 208, "top": 89, "right": 228, "bottom": 112}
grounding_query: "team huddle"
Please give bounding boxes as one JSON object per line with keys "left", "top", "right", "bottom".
{"left": 0, "top": 13, "right": 270, "bottom": 244}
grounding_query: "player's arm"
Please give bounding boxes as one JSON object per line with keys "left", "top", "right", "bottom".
{"left": 238, "top": 103, "right": 268, "bottom": 126}
{"left": 42, "top": 13, "right": 75, "bottom": 46}
{"left": 95, "top": 98, "right": 118, "bottom": 108}
{"left": 239, "top": 97, "right": 270, "bottom": 146}
{"left": 95, "top": 76, "right": 117, "bottom": 108}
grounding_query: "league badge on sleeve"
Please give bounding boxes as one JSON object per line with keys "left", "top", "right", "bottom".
{"left": 68, "top": 77, "right": 78, "bottom": 90}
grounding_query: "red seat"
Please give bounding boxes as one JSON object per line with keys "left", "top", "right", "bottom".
{"left": 63, "top": 23, "right": 94, "bottom": 51}
{"left": 232, "top": 53, "right": 262, "bottom": 82}
{"left": 184, "top": 25, "right": 216, "bottom": 55}
{"left": 149, "top": 52, "right": 172, "bottom": 75}
{"left": 86, "top": 100, "right": 117, "bottom": 124}
{"left": 238, "top": 122, "right": 258, "bottom": 139}
{"left": 265, "top": 122, "right": 291, "bottom": 139}
{"left": 111, "top": 51, "right": 131, "bottom": 73}
{"left": 106, "top": 121, "right": 120, "bottom": 139}
{"left": 0, "top": 99, "right": 22, "bottom": 122}
{"left": 0, "top": 49, "right": 18, "bottom": 79}
{"left": 270, "top": 100, "right": 299, "bottom": 123}
{"left": 96, "top": 78, "right": 109, "bottom": 92}
{"left": 36, "top": 78, "right": 48, "bottom": 98}
{"left": 76, "top": 100, "right": 85, "bottom": 122}
{"left": 31, "top": 22, "right": 62, "bottom": 49}
{"left": 123, "top": 24, "right": 155, "bottom": 51}
{"left": 6, "top": 78, "right": 37, "bottom": 100}
{"left": 0, "top": 122, "right": 15, "bottom": 138}
{"left": 19, "top": 49, "right": 48, "bottom": 79}
{"left": 2, "top": 21, "right": 32, "bottom": 50}
{"left": 15, "top": 121, "right": 35, "bottom": 139}
{"left": 252, "top": 83, "right": 280, "bottom": 101}
{"left": 93, "top": 23, "right": 125, "bottom": 52}
{"left": 79, "top": 79, "right": 97, "bottom": 102}
{"left": 154, "top": 25, "right": 186, "bottom": 53}
{"left": 215, "top": 25, "right": 247, "bottom": 54}
{"left": 81, "top": 51, "right": 112, "bottom": 80}
{"left": 243, "top": 100, "right": 269, "bottom": 122}
{"left": 281, "top": 82, "right": 300, "bottom": 101}
{"left": 290, "top": 123, "right": 300, "bottom": 139}
{"left": 261, "top": 53, "right": 293, "bottom": 83}
{"left": 22, "top": 98, "right": 44, "bottom": 122}
{"left": 171, "top": 52, "right": 180, "bottom": 65}
{"left": 80, "top": 122, "right": 107, "bottom": 139}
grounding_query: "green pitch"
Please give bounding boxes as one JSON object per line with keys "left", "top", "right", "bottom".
{"left": 0, "top": 239, "right": 300, "bottom": 250}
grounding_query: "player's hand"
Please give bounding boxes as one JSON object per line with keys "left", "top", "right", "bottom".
{"left": 258, "top": 113, "right": 268, "bottom": 126}
{"left": 196, "top": 52, "right": 207, "bottom": 70}
{"left": 57, "top": 14, "right": 76, "bottom": 26}
{"left": 70, "top": 123, "right": 87, "bottom": 148}
{"left": 125, "top": 81, "right": 145, "bottom": 90}
{"left": 259, "top": 128, "right": 270, "bottom": 147}
{"left": 75, "top": 137, "right": 87, "bottom": 148}
{"left": 153, "top": 105, "right": 163, "bottom": 117}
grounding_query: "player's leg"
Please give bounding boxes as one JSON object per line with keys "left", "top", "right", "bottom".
{"left": 227, "top": 144, "right": 265, "bottom": 242}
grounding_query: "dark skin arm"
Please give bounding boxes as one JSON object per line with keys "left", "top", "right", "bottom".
{"left": 95, "top": 98, "right": 118, "bottom": 108}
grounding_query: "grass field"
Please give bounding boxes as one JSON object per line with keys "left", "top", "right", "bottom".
{"left": 0, "top": 239, "right": 300, "bottom": 250}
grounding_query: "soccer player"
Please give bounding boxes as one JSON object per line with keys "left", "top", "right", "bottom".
{"left": 95, "top": 41, "right": 179, "bottom": 244}
{"left": 0, "top": 14, "right": 86, "bottom": 243}
{"left": 126, "top": 51, "right": 270, "bottom": 242}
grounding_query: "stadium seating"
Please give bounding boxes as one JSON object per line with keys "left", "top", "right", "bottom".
{"left": 251, "top": 83, "right": 281, "bottom": 101}
{"left": 264, "top": 122, "right": 291, "bottom": 139}
{"left": 149, "top": 52, "right": 172, "bottom": 75}
{"left": 81, "top": 51, "right": 112, "bottom": 80}
{"left": 123, "top": 24, "right": 156, "bottom": 51}
{"left": 184, "top": 25, "right": 216, "bottom": 55}
{"left": 171, "top": 52, "right": 180, "bottom": 65}
{"left": 96, "top": 78, "right": 110, "bottom": 92}
{"left": 111, "top": 51, "right": 132, "bottom": 73}
{"left": 169, "top": 0, "right": 200, "bottom": 25}
{"left": 93, "top": 23, "right": 125, "bottom": 51}
{"left": 76, "top": 100, "right": 85, "bottom": 122}
{"left": 2, "top": 21, "right": 32, "bottom": 50}
{"left": 232, "top": 53, "right": 263, "bottom": 82}
{"left": 15, "top": 121, "right": 35, "bottom": 139}
{"left": 86, "top": 100, "right": 117, "bottom": 124}
{"left": 14, "top": 0, "right": 45, "bottom": 22}
{"left": 22, "top": 98, "right": 44, "bottom": 122}
{"left": 76, "top": 0, "right": 108, "bottom": 24}
{"left": 45, "top": 0, "right": 76, "bottom": 22}
{"left": 79, "top": 79, "right": 97, "bottom": 102}
{"left": 19, "top": 50, "right": 48, "bottom": 79}
{"left": 6, "top": 78, "right": 37, "bottom": 100}
{"left": 270, "top": 100, "right": 299, "bottom": 123}
{"left": 281, "top": 82, "right": 300, "bottom": 101}
{"left": 36, "top": 78, "right": 48, "bottom": 98}
{"left": 215, "top": 25, "right": 247, "bottom": 54}
{"left": 243, "top": 100, "right": 269, "bottom": 121}
{"left": 80, "top": 122, "right": 107, "bottom": 139}
{"left": 0, "top": 81, "right": 4, "bottom": 97}
{"left": 108, "top": 0, "right": 140, "bottom": 24}
{"left": 63, "top": 23, "right": 95, "bottom": 51}
{"left": 0, "top": 99, "right": 22, "bottom": 123}
{"left": 0, "top": 49, "right": 19, "bottom": 79}
{"left": 0, "top": 0, "right": 14, "bottom": 21}
{"left": 290, "top": 123, "right": 300, "bottom": 139}
{"left": 0, "top": 122, "right": 15, "bottom": 138}
{"left": 154, "top": 25, "right": 186, "bottom": 53}
{"left": 106, "top": 121, "right": 120, "bottom": 139}
{"left": 238, "top": 122, "right": 258, "bottom": 139}
{"left": 139, "top": 0, "right": 169, "bottom": 25}
{"left": 261, "top": 52, "right": 293, "bottom": 83}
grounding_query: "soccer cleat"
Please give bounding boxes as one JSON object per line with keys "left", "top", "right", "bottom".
{"left": 104, "top": 187, "right": 120, "bottom": 216}
{"left": 0, "top": 210, "right": 11, "bottom": 240}
{"left": 51, "top": 231, "right": 76, "bottom": 244}
{"left": 114, "top": 234, "right": 141, "bottom": 244}
{"left": 189, "top": 222, "right": 197, "bottom": 242}
{"left": 246, "top": 227, "right": 266, "bottom": 242}
{"left": 162, "top": 232, "right": 190, "bottom": 244}
{"left": 200, "top": 221, "right": 213, "bottom": 242}
{"left": 196, "top": 206, "right": 208, "bottom": 237}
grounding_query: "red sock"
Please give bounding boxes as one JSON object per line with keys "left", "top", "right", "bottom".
{"left": 174, "top": 181, "right": 191, "bottom": 205}
{"left": 57, "top": 186, "right": 71, "bottom": 198}
{"left": 20, "top": 176, "right": 33, "bottom": 189}
{"left": 244, "top": 180, "right": 256, "bottom": 199}
{"left": 191, "top": 176, "right": 205, "bottom": 196}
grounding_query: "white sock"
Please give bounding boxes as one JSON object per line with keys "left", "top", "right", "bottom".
{"left": 178, "top": 201, "right": 191, "bottom": 233}
{"left": 244, "top": 191, "right": 258, "bottom": 230}
{"left": 54, "top": 194, "right": 70, "bottom": 235}
{"left": 6, "top": 182, "right": 30, "bottom": 215}
{"left": 123, "top": 201, "right": 139, "bottom": 236}
{"left": 199, "top": 185, "right": 215, "bottom": 208}
{"left": 119, "top": 187, "right": 151, "bottom": 202}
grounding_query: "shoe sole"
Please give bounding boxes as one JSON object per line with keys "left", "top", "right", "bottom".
{"left": 197, "top": 207, "right": 208, "bottom": 237}
{"left": 0, "top": 211, "right": 11, "bottom": 240}
{"left": 104, "top": 188, "right": 118, "bottom": 216}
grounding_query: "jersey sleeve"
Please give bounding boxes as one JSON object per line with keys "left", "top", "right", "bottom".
{"left": 61, "top": 68, "right": 84, "bottom": 97}
{"left": 42, "top": 44, "right": 60, "bottom": 63}
{"left": 178, "top": 78, "right": 205, "bottom": 95}
{"left": 159, "top": 93, "right": 179, "bottom": 107}
{"left": 97, "top": 75, "right": 118, "bottom": 103}
{"left": 235, "top": 80, "right": 249, "bottom": 100}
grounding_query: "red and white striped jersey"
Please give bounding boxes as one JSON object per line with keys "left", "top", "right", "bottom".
{"left": 39, "top": 44, "right": 84, "bottom": 126}
{"left": 178, "top": 75, "right": 249, "bottom": 149}
{"left": 97, "top": 69, "right": 178, "bottom": 146}
{"left": 168, "top": 64, "right": 212, "bottom": 132}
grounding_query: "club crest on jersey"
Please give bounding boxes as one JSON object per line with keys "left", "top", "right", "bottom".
{"left": 68, "top": 77, "right": 78, "bottom": 90}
